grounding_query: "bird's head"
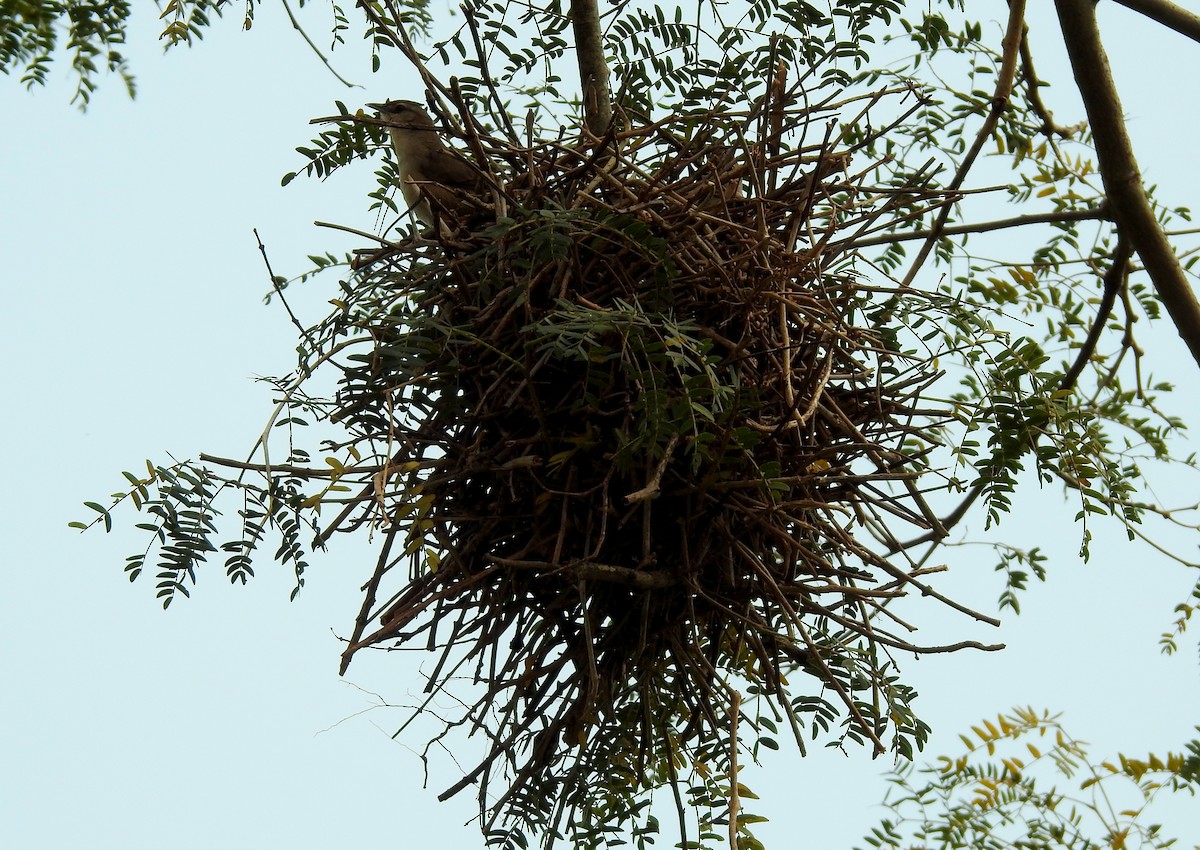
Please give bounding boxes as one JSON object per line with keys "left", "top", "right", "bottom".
{"left": 367, "top": 100, "right": 437, "bottom": 131}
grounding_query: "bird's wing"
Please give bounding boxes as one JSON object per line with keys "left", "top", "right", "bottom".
{"left": 429, "top": 149, "right": 487, "bottom": 189}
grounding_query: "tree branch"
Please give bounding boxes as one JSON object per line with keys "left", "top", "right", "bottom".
{"left": 280, "top": 0, "right": 357, "bottom": 88}
{"left": 1056, "top": 0, "right": 1200, "bottom": 369}
{"left": 1018, "top": 21, "right": 1086, "bottom": 139}
{"left": 1108, "top": 0, "right": 1200, "bottom": 43}
{"left": 846, "top": 205, "right": 1109, "bottom": 249}
{"left": 568, "top": 0, "right": 612, "bottom": 134}
{"left": 1060, "top": 237, "right": 1132, "bottom": 390}
{"left": 898, "top": 0, "right": 1026, "bottom": 289}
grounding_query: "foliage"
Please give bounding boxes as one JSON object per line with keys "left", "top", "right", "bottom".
{"left": 860, "top": 708, "right": 1200, "bottom": 850}
{"left": 36, "top": 0, "right": 1200, "bottom": 847}
{"left": 70, "top": 452, "right": 315, "bottom": 605}
{"left": 0, "top": 0, "right": 135, "bottom": 102}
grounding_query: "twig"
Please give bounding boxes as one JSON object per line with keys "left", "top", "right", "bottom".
{"left": 280, "top": 0, "right": 357, "bottom": 88}
{"left": 1060, "top": 237, "right": 1131, "bottom": 390}
{"left": 728, "top": 689, "right": 741, "bottom": 850}
{"left": 898, "top": 0, "right": 1027, "bottom": 290}
{"left": 625, "top": 434, "right": 680, "bottom": 503}
{"left": 1017, "top": 21, "right": 1084, "bottom": 139}
{"left": 253, "top": 228, "right": 318, "bottom": 352}
{"left": 844, "top": 205, "right": 1109, "bottom": 249}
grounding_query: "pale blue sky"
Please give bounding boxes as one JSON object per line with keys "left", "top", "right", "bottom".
{"left": 2, "top": 3, "right": 1199, "bottom": 848}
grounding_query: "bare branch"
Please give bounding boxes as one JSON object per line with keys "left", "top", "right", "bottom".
{"left": 569, "top": 0, "right": 612, "bottom": 133}
{"left": 1018, "top": 22, "right": 1086, "bottom": 139}
{"left": 845, "top": 205, "right": 1109, "bottom": 250}
{"left": 280, "top": 0, "right": 357, "bottom": 88}
{"left": 1056, "top": 0, "right": 1200, "bottom": 369}
{"left": 1060, "top": 237, "right": 1132, "bottom": 390}
{"left": 1108, "top": 0, "right": 1200, "bottom": 43}
{"left": 898, "top": 0, "right": 1027, "bottom": 289}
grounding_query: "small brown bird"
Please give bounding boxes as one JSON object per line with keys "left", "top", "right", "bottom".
{"left": 367, "top": 99, "right": 489, "bottom": 232}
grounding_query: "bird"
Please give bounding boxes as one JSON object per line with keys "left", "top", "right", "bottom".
{"left": 367, "top": 99, "right": 490, "bottom": 233}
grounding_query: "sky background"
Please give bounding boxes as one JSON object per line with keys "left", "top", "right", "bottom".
{"left": 2, "top": 2, "right": 1199, "bottom": 848}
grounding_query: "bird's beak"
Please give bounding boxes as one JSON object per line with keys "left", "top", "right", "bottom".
{"left": 365, "top": 102, "right": 386, "bottom": 111}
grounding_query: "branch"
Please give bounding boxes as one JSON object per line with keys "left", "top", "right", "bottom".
{"left": 484, "top": 555, "right": 678, "bottom": 589}
{"left": 1108, "top": 0, "right": 1200, "bottom": 43}
{"left": 280, "top": 0, "right": 357, "bottom": 88}
{"left": 198, "top": 452, "right": 437, "bottom": 478}
{"left": 1056, "top": 0, "right": 1200, "bottom": 369}
{"left": 340, "top": 523, "right": 400, "bottom": 674}
{"left": 253, "top": 228, "right": 319, "bottom": 352}
{"left": 898, "top": 0, "right": 1027, "bottom": 289}
{"left": 460, "top": 4, "right": 520, "bottom": 144}
{"left": 1018, "top": 21, "right": 1086, "bottom": 139}
{"left": 568, "top": 0, "right": 612, "bottom": 134}
{"left": 357, "top": 0, "right": 454, "bottom": 102}
{"left": 727, "top": 691, "right": 741, "bottom": 850}
{"left": 1060, "top": 237, "right": 1132, "bottom": 390}
{"left": 845, "top": 205, "right": 1109, "bottom": 249}
{"left": 886, "top": 482, "right": 982, "bottom": 555}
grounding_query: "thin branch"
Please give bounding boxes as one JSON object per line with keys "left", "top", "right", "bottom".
{"left": 280, "top": 0, "right": 357, "bottom": 88}
{"left": 845, "top": 205, "right": 1109, "bottom": 250}
{"left": 728, "top": 690, "right": 741, "bottom": 850}
{"left": 357, "top": 0, "right": 454, "bottom": 101}
{"left": 198, "top": 452, "right": 438, "bottom": 478}
{"left": 313, "top": 220, "right": 397, "bottom": 243}
{"left": 1018, "top": 22, "right": 1086, "bottom": 138}
{"left": 340, "top": 523, "right": 400, "bottom": 674}
{"left": 626, "top": 434, "right": 680, "bottom": 503}
{"left": 893, "top": 237, "right": 1134, "bottom": 555}
{"left": 887, "top": 482, "right": 983, "bottom": 555}
{"left": 484, "top": 555, "right": 678, "bottom": 589}
{"left": 253, "top": 228, "right": 319, "bottom": 352}
{"left": 460, "top": 4, "right": 520, "bottom": 144}
{"left": 1060, "top": 237, "right": 1132, "bottom": 390}
{"left": 897, "top": 0, "right": 1027, "bottom": 290}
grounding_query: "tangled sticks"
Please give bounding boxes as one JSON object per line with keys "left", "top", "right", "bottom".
{"left": 315, "top": 103, "right": 990, "bottom": 833}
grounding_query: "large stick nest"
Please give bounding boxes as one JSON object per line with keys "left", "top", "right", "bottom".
{"left": 320, "top": 102, "right": 969, "bottom": 836}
